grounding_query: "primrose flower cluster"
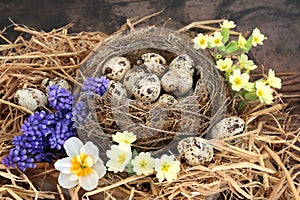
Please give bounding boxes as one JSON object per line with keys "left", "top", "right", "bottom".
{"left": 2, "top": 76, "right": 109, "bottom": 171}
{"left": 106, "top": 131, "right": 181, "bottom": 183}
{"left": 193, "top": 20, "right": 282, "bottom": 105}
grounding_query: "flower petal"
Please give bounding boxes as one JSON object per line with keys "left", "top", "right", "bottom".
{"left": 58, "top": 173, "right": 78, "bottom": 189}
{"left": 92, "top": 160, "right": 107, "bottom": 178}
{"left": 54, "top": 157, "right": 72, "bottom": 174}
{"left": 79, "top": 169, "right": 99, "bottom": 191}
{"left": 80, "top": 141, "right": 99, "bottom": 159}
{"left": 64, "top": 137, "right": 83, "bottom": 157}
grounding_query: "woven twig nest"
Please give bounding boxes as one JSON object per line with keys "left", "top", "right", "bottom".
{"left": 74, "top": 27, "right": 226, "bottom": 158}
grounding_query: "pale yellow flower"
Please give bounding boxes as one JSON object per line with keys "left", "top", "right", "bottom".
{"left": 238, "top": 54, "right": 257, "bottom": 71}
{"left": 252, "top": 28, "right": 267, "bottom": 46}
{"left": 267, "top": 69, "right": 282, "bottom": 89}
{"left": 106, "top": 144, "right": 132, "bottom": 173}
{"left": 155, "top": 155, "right": 180, "bottom": 182}
{"left": 131, "top": 152, "right": 155, "bottom": 176}
{"left": 54, "top": 137, "right": 106, "bottom": 191}
{"left": 238, "top": 34, "right": 247, "bottom": 49}
{"left": 215, "top": 57, "right": 233, "bottom": 71}
{"left": 112, "top": 131, "right": 137, "bottom": 145}
{"left": 209, "top": 31, "right": 224, "bottom": 47}
{"left": 220, "top": 20, "right": 236, "bottom": 29}
{"left": 229, "top": 69, "right": 250, "bottom": 91}
{"left": 255, "top": 81, "right": 274, "bottom": 104}
{"left": 244, "top": 82, "right": 255, "bottom": 92}
{"left": 193, "top": 33, "right": 209, "bottom": 49}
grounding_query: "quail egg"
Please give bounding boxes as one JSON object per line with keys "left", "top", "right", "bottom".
{"left": 41, "top": 77, "right": 72, "bottom": 94}
{"left": 161, "top": 69, "right": 193, "bottom": 96}
{"left": 108, "top": 81, "right": 128, "bottom": 100}
{"left": 102, "top": 56, "right": 131, "bottom": 81}
{"left": 177, "top": 137, "right": 213, "bottom": 166}
{"left": 137, "top": 53, "right": 167, "bottom": 77}
{"left": 209, "top": 116, "right": 246, "bottom": 139}
{"left": 132, "top": 73, "right": 161, "bottom": 103}
{"left": 169, "top": 54, "right": 195, "bottom": 76}
{"left": 157, "top": 94, "right": 178, "bottom": 106}
{"left": 14, "top": 88, "right": 48, "bottom": 111}
{"left": 123, "top": 67, "right": 145, "bottom": 95}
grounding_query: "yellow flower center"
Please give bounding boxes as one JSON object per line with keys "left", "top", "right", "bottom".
{"left": 239, "top": 41, "right": 245, "bottom": 48}
{"left": 118, "top": 154, "right": 126, "bottom": 164}
{"left": 199, "top": 38, "right": 206, "bottom": 46}
{"left": 161, "top": 162, "right": 170, "bottom": 172}
{"left": 234, "top": 78, "right": 242, "bottom": 86}
{"left": 139, "top": 160, "right": 148, "bottom": 169}
{"left": 253, "top": 36, "right": 259, "bottom": 43}
{"left": 214, "top": 38, "right": 221, "bottom": 45}
{"left": 257, "top": 89, "right": 264, "bottom": 97}
{"left": 71, "top": 153, "right": 93, "bottom": 177}
{"left": 221, "top": 64, "right": 228, "bottom": 70}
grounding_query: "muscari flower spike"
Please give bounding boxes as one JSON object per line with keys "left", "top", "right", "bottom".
{"left": 48, "top": 84, "right": 73, "bottom": 111}
{"left": 81, "top": 76, "right": 110, "bottom": 96}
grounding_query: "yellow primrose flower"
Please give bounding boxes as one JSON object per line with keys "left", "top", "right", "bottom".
{"left": 215, "top": 57, "right": 233, "bottom": 71}
{"left": 54, "top": 137, "right": 106, "bottom": 191}
{"left": 131, "top": 152, "right": 155, "bottom": 176}
{"left": 155, "top": 154, "right": 180, "bottom": 182}
{"left": 238, "top": 34, "right": 247, "bottom": 49}
{"left": 229, "top": 69, "right": 250, "bottom": 91}
{"left": 256, "top": 81, "right": 274, "bottom": 104}
{"left": 112, "top": 131, "right": 137, "bottom": 145}
{"left": 220, "top": 20, "right": 236, "bottom": 29}
{"left": 193, "top": 33, "right": 209, "bottom": 49}
{"left": 267, "top": 69, "right": 282, "bottom": 89}
{"left": 252, "top": 28, "right": 267, "bottom": 46}
{"left": 238, "top": 54, "right": 258, "bottom": 71}
{"left": 209, "top": 31, "right": 224, "bottom": 47}
{"left": 106, "top": 143, "right": 132, "bottom": 173}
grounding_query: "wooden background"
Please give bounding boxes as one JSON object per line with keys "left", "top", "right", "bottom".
{"left": 0, "top": 0, "right": 299, "bottom": 115}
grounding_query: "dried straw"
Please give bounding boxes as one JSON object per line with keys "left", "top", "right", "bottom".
{"left": 0, "top": 17, "right": 299, "bottom": 200}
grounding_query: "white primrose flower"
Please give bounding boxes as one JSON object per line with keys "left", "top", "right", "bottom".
{"left": 220, "top": 20, "right": 236, "bottom": 29}
{"left": 209, "top": 31, "right": 224, "bottom": 48}
{"left": 256, "top": 81, "right": 274, "bottom": 104}
{"left": 238, "top": 54, "right": 258, "bottom": 71}
{"left": 215, "top": 57, "right": 233, "bottom": 71}
{"left": 106, "top": 143, "right": 132, "bottom": 173}
{"left": 112, "top": 131, "right": 137, "bottom": 145}
{"left": 229, "top": 68, "right": 250, "bottom": 91}
{"left": 131, "top": 152, "right": 155, "bottom": 176}
{"left": 155, "top": 154, "right": 180, "bottom": 183}
{"left": 267, "top": 69, "right": 282, "bottom": 89}
{"left": 54, "top": 137, "right": 106, "bottom": 191}
{"left": 193, "top": 33, "right": 209, "bottom": 49}
{"left": 252, "top": 28, "right": 267, "bottom": 46}
{"left": 238, "top": 34, "right": 247, "bottom": 49}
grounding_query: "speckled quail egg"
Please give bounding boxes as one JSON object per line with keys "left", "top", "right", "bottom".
{"left": 161, "top": 69, "right": 193, "bottom": 96}
{"left": 132, "top": 73, "right": 161, "bottom": 103}
{"left": 137, "top": 53, "right": 167, "bottom": 77}
{"left": 123, "top": 67, "right": 146, "bottom": 95}
{"left": 14, "top": 88, "right": 48, "bottom": 111}
{"left": 157, "top": 94, "right": 178, "bottom": 106}
{"left": 102, "top": 56, "right": 131, "bottom": 81}
{"left": 41, "top": 77, "right": 72, "bottom": 94}
{"left": 209, "top": 116, "right": 246, "bottom": 139}
{"left": 177, "top": 137, "right": 213, "bottom": 166}
{"left": 107, "top": 81, "right": 128, "bottom": 100}
{"left": 169, "top": 54, "right": 195, "bottom": 76}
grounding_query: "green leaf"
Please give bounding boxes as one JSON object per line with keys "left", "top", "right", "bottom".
{"left": 242, "top": 35, "right": 253, "bottom": 53}
{"left": 221, "top": 28, "right": 230, "bottom": 44}
{"left": 238, "top": 100, "right": 247, "bottom": 112}
{"left": 244, "top": 91, "right": 259, "bottom": 101}
{"left": 224, "top": 41, "right": 240, "bottom": 54}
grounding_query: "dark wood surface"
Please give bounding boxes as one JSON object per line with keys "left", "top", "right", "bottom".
{"left": 0, "top": 0, "right": 299, "bottom": 113}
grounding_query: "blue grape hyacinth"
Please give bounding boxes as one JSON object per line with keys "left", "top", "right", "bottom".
{"left": 81, "top": 76, "right": 110, "bottom": 96}
{"left": 48, "top": 85, "right": 73, "bottom": 111}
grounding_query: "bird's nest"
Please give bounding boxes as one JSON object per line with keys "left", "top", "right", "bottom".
{"left": 0, "top": 16, "right": 299, "bottom": 200}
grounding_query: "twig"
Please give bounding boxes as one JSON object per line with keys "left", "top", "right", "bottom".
{"left": 0, "top": 98, "right": 33, "bottom": 115}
